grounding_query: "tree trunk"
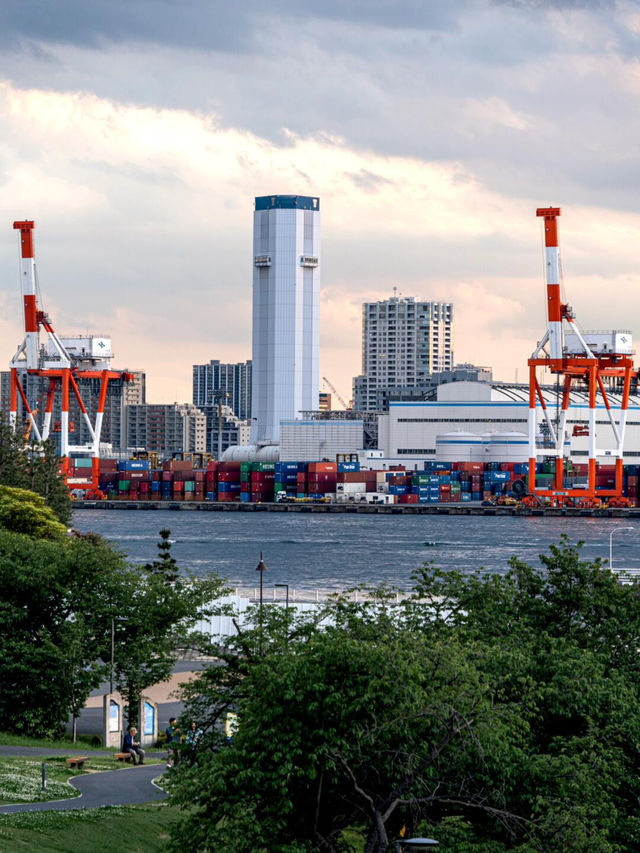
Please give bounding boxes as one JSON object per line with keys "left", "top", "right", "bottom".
{"left": 72, "top": 713, "right": 77, "bottom": 743}
{"left": 363, "top": 811, "right": 388, "bottom": 853}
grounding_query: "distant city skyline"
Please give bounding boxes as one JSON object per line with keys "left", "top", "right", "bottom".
{"left": 1, "top": 2, "right": 639, "bottom": 403}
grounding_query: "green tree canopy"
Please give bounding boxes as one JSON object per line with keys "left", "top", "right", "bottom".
{"left": 0, "top": 497, "right": 227, "bottom": 739}
{"left": 169, "top": 539, "right": 640, "bottom": 852}
{"left": 0, "top": 416, "right": 71, "bottom": 524}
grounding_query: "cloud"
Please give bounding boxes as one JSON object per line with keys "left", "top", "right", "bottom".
{"left": 1, "top": 0, "right": 640, "bottom": 404}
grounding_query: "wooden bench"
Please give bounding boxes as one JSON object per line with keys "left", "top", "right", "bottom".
{"left": 66, "top": 756, "right": 89, "bottom": 769}
{"left": 114, "top": 752, "right": 131, "bottom": 762}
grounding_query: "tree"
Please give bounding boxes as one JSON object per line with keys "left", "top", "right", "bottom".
{"left": 0, "top": 522, "right": 130, "bottom": 737}
{"left": 0, "top": 485, "right": 67, "bottom": 539}
{"left": 112, "top": 531, "right": 227, "bottom": 728}
{"left": 0, "top": 496, "right": 227, "bottom": 739}
{"left": 169, "top": 540, "right": 640, "bottom": 852}
{"left": 0, "top": 416, "right": 71, "bottom": 524}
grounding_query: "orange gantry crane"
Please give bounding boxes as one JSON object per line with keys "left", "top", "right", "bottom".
{"left": 527, "top": 207, "right": 635, "bottom": 507}
{"left": 9, "top": 220, "right": 132, "bottom": 491}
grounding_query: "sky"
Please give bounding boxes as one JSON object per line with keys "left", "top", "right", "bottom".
{"left": 1, "top": 0, "right": 640, "bottom": 404}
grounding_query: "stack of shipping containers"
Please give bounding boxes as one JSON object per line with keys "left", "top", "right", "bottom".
{"left": 94, "top": 457, "right": 640, "bottom": 505}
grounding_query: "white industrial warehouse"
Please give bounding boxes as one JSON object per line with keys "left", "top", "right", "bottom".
{"left": 377, "top": 380, "right": 640, "bottom": 465}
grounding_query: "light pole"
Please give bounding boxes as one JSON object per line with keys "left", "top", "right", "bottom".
{"left": 110, "top": 616, "right": 127, "bottom": 696}
{"left": 395, "top": 839, "right": 439, "bottom": 852}
{"left": 609, "top": 526, "right": 634, "bottom": 573}
{"left": 275, "top": 583, "right": 289, "bottom": 610}
{"left": 256, "top": 551, "right": 268, "bottom": 652}
{"left": 110, "top": 617, "right": 115, "bottom": 696}
{"left": 275, "top": 583, "right": 290, "bottom": 645}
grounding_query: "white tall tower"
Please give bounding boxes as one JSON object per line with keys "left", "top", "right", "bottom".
{"left": 251, "top": 195, "right": 320, "bottom": 443}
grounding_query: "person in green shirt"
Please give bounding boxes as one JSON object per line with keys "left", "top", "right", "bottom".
{"left": 165, "top": 717, "right": 181, "bottom": 768}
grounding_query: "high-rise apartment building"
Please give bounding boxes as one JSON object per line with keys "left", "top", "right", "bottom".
{"left": 251, "top": 195, "right": 320, "bottom": 443}
{"left": 192, "top": 359, "right": 252, "bottom": 420}
{"left": 124, "top": 403, "right": 206, "bottom": 455}
{"left": 353, "top": 297, "right": 454, "bottom": 411}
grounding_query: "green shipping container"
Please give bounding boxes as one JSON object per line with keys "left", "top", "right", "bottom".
{"left": 412, "top": 475, "right": 431, "bottom": 485}
{"left": 185, "top": 481, "right": 196, "bottom": 492}
{"left": 252, "top": 462, "right": 275, "bottom": 472}
{"left": 118, "top": 480, "right": 130, "bottom": 490}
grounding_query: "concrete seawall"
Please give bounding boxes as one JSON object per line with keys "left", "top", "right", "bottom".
{"left": 73, "top": 500, "right": 640, "bottom": 518}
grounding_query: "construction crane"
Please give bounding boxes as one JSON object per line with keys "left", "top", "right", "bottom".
{"left": 8, "top": 220, "right": 133, "bottom": 492}
{"left": 322, "top": 376, "right": 352, "bottom": 410}
{"left": 526, "top": 207, "right": 635, "bottom": 507}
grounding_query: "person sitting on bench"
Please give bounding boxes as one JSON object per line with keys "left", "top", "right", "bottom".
{"left": 123, "top": 725, "right": 145, "bottom": 765}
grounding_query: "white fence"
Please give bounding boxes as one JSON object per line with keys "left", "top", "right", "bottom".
{"left": 195, "top": 588, "right": 406, "bottom": 643}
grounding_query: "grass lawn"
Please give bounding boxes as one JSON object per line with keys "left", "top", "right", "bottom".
{"left": 0, "top": 803, "right": 180, "bottom": 852}
{"left": 0, "top": 755, "right": 164, "bottom": 806}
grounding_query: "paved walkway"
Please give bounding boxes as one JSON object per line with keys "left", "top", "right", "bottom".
{"left": 0, "top": 749, "right": 167, "bottom": 814}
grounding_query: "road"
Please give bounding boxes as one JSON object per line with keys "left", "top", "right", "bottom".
{"left": 0, "top": 748, "right": 167, "bottom": 814}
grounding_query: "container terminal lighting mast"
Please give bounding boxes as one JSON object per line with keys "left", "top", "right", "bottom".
{"left": 527, "top": 207, "right": 635, "bottom": 507}
{"left": 8, "top": 220, "right": 132, "bottom": 492}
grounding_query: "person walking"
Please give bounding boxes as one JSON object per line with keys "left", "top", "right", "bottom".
{"left": 185, "top": 721, "right": 203, "bottom": 765}
{"left": 165, "top": 717, "right": 181, "bottom": 768}
{"left": 123, "top": 725, "right": 146, "bottom": 765}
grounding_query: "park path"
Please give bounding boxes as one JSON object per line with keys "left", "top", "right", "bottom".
{"left": 0, "top": 748, "right": 167, "bottom": 814}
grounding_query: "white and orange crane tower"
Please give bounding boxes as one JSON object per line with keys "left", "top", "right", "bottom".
{"left": 9, "top": 220, "right": 132, "bottom": 491}
{"left": 527, "top": 207, "right": 634, "bottom": 506}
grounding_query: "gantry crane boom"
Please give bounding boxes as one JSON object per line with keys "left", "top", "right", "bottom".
{"left": 527, "top": 207, "right": 634, "bottom": 506}
{"left": 322, "top": 376, "right": 352, "bottom": 410}
{"left": 9, "top": 220, "right": 132, "bottom": 492}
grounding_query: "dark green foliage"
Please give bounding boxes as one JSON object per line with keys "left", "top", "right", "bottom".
{"left": 0, "top": 527, "right": 129, "bottom": 737}
{"left": 112, "top": 530, "right": 227, "bottom": 728}
{"left": 0, "top": 510, "right": 227, "bottom": 738}
{"left": 0, "top": 417, "right": 71, "bottom": 524}
{"left": 169, "top": 538, "right": 640, "bottom": 852}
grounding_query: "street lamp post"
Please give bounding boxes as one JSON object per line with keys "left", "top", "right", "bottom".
{"left": 395, "top": 839, "right": 439, "bottom": 852}
{"left": 110, "top": 617, "right": 115, "bottom": 696}
{"left": 110, "top": 616, "right": 128, "bottom": 696}
{"left": 274, "top": 583, "right": 289, "bottom": 610}
{"left": 256, "top": 551, "right": 268, "bottom": 652}
{"left": 609, "top": 526, "right": 634, "bottom": 573}
{"left": 275, "top": 583, "right": 290, "bottom": 645}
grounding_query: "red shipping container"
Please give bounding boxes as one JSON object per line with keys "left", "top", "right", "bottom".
{"left": 129, "top": 471, "right": 149, "bottom": 481}
{"left": 152, "top": 471, "right": 161, "bottom": 481}
{"left": 173, "top": 481, "right": 185, "bottom": 492}
{"left": 207, "top": 461, "right": 219, "bottom": 472}
{"left": 162, "top": 472, "right": 173, "bottom": 482}
{"left": 399, "top": 493, "right": 419, "bottom": 504}
{"left": 195, "top": 471, "right": 205, "bottom": 482}
{"left": 219, "top": 462, "right": 242, "bottom": 473}
{"left": 449, "top": 492, "right": 462, "bottom": 502}
{"left": 439, "top": 484, "right": 451, "bottom": 492}
{"left": 461, "top": 462, "right": 484, "bottom": 473}
{"left": 162, "top": 460, "right": 194, "bottom": 472}
{"left": 218, "top": 472, "right": 241, "bottom": 483}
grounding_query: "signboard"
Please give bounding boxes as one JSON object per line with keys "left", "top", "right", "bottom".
{"left": 225, "top": 712, "right": 239, "bottom": 740}
{"left": 143, "top": 701, "right": 155, "bottom": 737}
{"left": 109, "top": 699, "right": 120, "bottom": 733}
